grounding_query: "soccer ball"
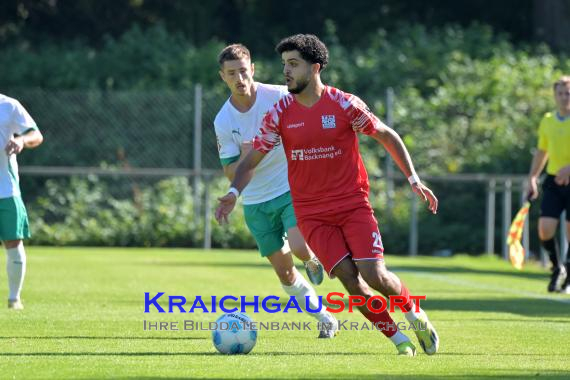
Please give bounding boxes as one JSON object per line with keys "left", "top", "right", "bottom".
{"left": 212, "top": 312, "right": 257, "bottom": 354}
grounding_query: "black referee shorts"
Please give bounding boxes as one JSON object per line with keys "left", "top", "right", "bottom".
{"left": 541, "top": 175, "right": 570, "bottom": 221}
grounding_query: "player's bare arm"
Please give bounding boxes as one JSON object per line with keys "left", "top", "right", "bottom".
{"left": 215, "top": 149, "right": 266, "bottom": 224}
{"left": 222, "top": 141, "right": 253, "bottom": 181}
{"left": 369, "top": 123, "right": 438, "bottom": 214}
{"left": 4, "top": 129, "right": 43, "bottom": 156}
{"left": 527, "top": 149, "right": 548, "bottom": 199}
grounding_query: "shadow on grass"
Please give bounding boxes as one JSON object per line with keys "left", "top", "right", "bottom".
{"left": 391, "top": 265, "right": 548, "bottom": 281}
{"left": 150, "top": 259, "right": 549, "bottom": 282}
{"left": 2, "top": 350, "right": 567, "bottom": 358}
{"left": 154, "top": 257, "right": 554, "bottom": 293}
{"left": 0, "top": 336, "right": 206, "bottom": 340}
{"left": 0, "top": 351, "right": 376, "bottom": 357}
{"left": 437, "top": 318, "right": 570, "bottom": 323}
{"left": 103, "top": 370, "right": 570, "bottom": 380}
{"left": 422, "top": 297, "right": 570, "bottom": 317}
{"left": 149, "top": 261, "right": 273, "bottom": 269}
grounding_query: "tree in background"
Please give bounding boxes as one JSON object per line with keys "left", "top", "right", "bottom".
{"left": 1, "top": 0, "right": 567, "bottom": 51}
{"left": 533, "top": 0, "right": 570, "bottom": 51}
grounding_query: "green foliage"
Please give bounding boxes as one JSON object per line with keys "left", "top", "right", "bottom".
{"left": 0, "top": 24, "right": 226, "bottom": 92}
{"left": 315, "top": 23, "right": 570, "bottom": 175}
{"left": 28, "top": 176, "right": 257, "bottom": 249}
{"left": 0, "top": 0, "right": 539, "bottom": 51}
{"left": 6, "top": 23, "right": 570, "bottom": 252}
{"left": 7, "top": 22, "right": 568, "bottom": 176}
{"left": 389, "top": 47, "right": 564, "bottom": 174}
{"left": 209, "top": 179, "right": 256, "bottom": 250}
{"left": 96, "top": 24, "right": 223, "bottom": 90}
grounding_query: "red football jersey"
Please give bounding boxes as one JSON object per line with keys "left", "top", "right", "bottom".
{"left": 253, "top": 86, "right": 381, "bottom": 217}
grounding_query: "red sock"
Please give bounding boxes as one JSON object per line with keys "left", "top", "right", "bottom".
{"left": 399, "top": 283, "right": 415, "bottom": 312}
{"left": 361, "top": 298, "right": 398, "bottom": 338}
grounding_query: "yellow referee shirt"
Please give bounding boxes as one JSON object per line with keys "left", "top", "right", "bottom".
{"left": 537, "top": 112, "right": 570, "bottom": 175}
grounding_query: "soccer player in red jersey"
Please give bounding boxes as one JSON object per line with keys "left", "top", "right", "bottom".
{"left": 216, "top": 34, "right": 439, "bottom": 356}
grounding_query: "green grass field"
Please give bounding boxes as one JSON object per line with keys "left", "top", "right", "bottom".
{"left": 0, "top": 247, "right": 569, "bottom": 379}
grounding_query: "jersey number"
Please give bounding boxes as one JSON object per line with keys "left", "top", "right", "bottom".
{"left": 372, "top": 232, "right": 382, "bottom": 248}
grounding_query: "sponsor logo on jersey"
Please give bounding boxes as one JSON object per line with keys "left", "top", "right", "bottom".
{"left": 291, "top": 146, "right": 342, "bottom": 161}
{"left": 321, "top": 115, "right": 336, "bottom": 129}
{"left": 291, "top": 149, "right": 304, "bottom": 160}
{"left": 286, "top": 122, "right": 304, "bottom": 129}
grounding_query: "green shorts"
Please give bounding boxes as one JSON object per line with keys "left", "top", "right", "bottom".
{"left": 243, "top": 192, "right": 297, "bottom": 257}
{"left": 0, "top": 196, "right": 30, "bottom": 241}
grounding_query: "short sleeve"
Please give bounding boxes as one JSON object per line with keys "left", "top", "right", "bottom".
{"left": 253, "top": 97, "right": 288, "bottom": 154}
{"left": 11, "top": 100, "right": 37, "bottom": 135}
{"left": 277, "top": 86, "right": 289, "bottom": 98}
{"left": 214, "top": 119, "right": 240, "bottom": 166}
{"left": 345, "top": 94, "right": 381, "bottom": 135}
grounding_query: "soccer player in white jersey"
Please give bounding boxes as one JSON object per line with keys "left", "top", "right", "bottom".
{"left": 0, "top": 94, "right": 43, "bottom": 310}
{"left": 214, "top": 44, "right": 337, "bottom": 337}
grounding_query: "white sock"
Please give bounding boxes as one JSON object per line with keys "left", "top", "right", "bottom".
{"left": 404, "top": 306, "right": 424, "bottom": 323}
{"left": 390, "top": 331, "right": 409, "bottom": 346}
{"left": 6, "top": 242, "right": 26, "bottom": 301}
{"left": 282, "top": 272, "right": 331, "bottom": 322}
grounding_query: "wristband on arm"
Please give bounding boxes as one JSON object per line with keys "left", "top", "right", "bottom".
{"left": 408, "top": 173, "right": 421, "bottom": 185}
{"left": 228, "top": 187, "right": 240, "bottom": 198}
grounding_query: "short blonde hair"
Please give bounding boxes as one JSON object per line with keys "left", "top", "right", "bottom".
{"left": 553, "top": 75, "right": 570, "bottom": 90}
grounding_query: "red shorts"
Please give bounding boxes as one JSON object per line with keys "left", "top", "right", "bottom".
{"left": 297, "top": 205, "right": 384, "bottom": 277}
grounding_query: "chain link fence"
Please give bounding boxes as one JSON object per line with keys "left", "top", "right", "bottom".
{"left": 11, "top": 87, "right": 225, "bottom": 170}
{"left": 8, "top": 86, "right": 236, "bottom": 249}
{"left": 5, "top": 87, "right": 566, "bottom": 261}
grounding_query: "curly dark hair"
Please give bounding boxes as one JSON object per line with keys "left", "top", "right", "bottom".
{"left": 275, "top": 34, "right": 328, "bottom": 72}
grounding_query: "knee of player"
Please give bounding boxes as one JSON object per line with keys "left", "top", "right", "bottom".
{"left": 289, "top": 245, "right": 311, "bottom": 261}
{"left": 3, "top": 240, "right": 23, "bottom": 250}
{"left": 362, "top": 269, "right": 391, "bottom": 289}
{"left": 275, "top": 267, "right": 296, "bottom": 285}
{"left": 538, "top": 229, "right": 557, "bottom": 241}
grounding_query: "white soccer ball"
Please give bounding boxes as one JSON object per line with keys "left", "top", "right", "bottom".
{"left": 212, "top": 312, "right": 257, "bottom": 354}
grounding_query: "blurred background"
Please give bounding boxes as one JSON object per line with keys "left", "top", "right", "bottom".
{"left": 1, "top": 0, "right": 569, "bottom": 259}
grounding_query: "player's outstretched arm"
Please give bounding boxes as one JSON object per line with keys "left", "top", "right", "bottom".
{"left": 215, "top": 149, "right": 266, "bottom": 224}
{"left": 369, "top": 124, "right": 438, "bottom": 214}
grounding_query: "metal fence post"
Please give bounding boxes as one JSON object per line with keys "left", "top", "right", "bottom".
{"left": 385, "top": 87, "right": 395, "bottom": 211}
{"left": 409, "top": 194, "right": 418, "bottom": 256}
{"left": 502, "top": 180, "right": 512, "bottom": 260}
{"left": 193, "top": 84, "right": 203, "bottom": 219}
{"left": 486, "top": 179, "right": 496, "bottom": 255}
{"left": 203, "top": 175, "right": 212, "bottom": 250}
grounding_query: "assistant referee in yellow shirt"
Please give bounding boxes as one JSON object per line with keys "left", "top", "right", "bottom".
{"left": 528, "top": 76, "right": 570, "bottom": 293}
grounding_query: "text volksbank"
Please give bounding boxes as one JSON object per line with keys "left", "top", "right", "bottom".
{"left": 144, "top": 292, "right": 426, "bottom": 314}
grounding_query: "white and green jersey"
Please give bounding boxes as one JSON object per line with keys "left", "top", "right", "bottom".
{"left": 0, "top": 95, "right": 38, "bottom": 199}
{"left": 214, "top": 83, "right": 290, "bottom": 205}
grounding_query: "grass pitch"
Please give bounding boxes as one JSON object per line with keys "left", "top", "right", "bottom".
{"left": 1, "top": 247, "right": 569, "bottom": 379}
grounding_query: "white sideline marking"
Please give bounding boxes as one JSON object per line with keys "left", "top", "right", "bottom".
{"left": 399, "top": 270, "right": 570, "bottom": 305}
